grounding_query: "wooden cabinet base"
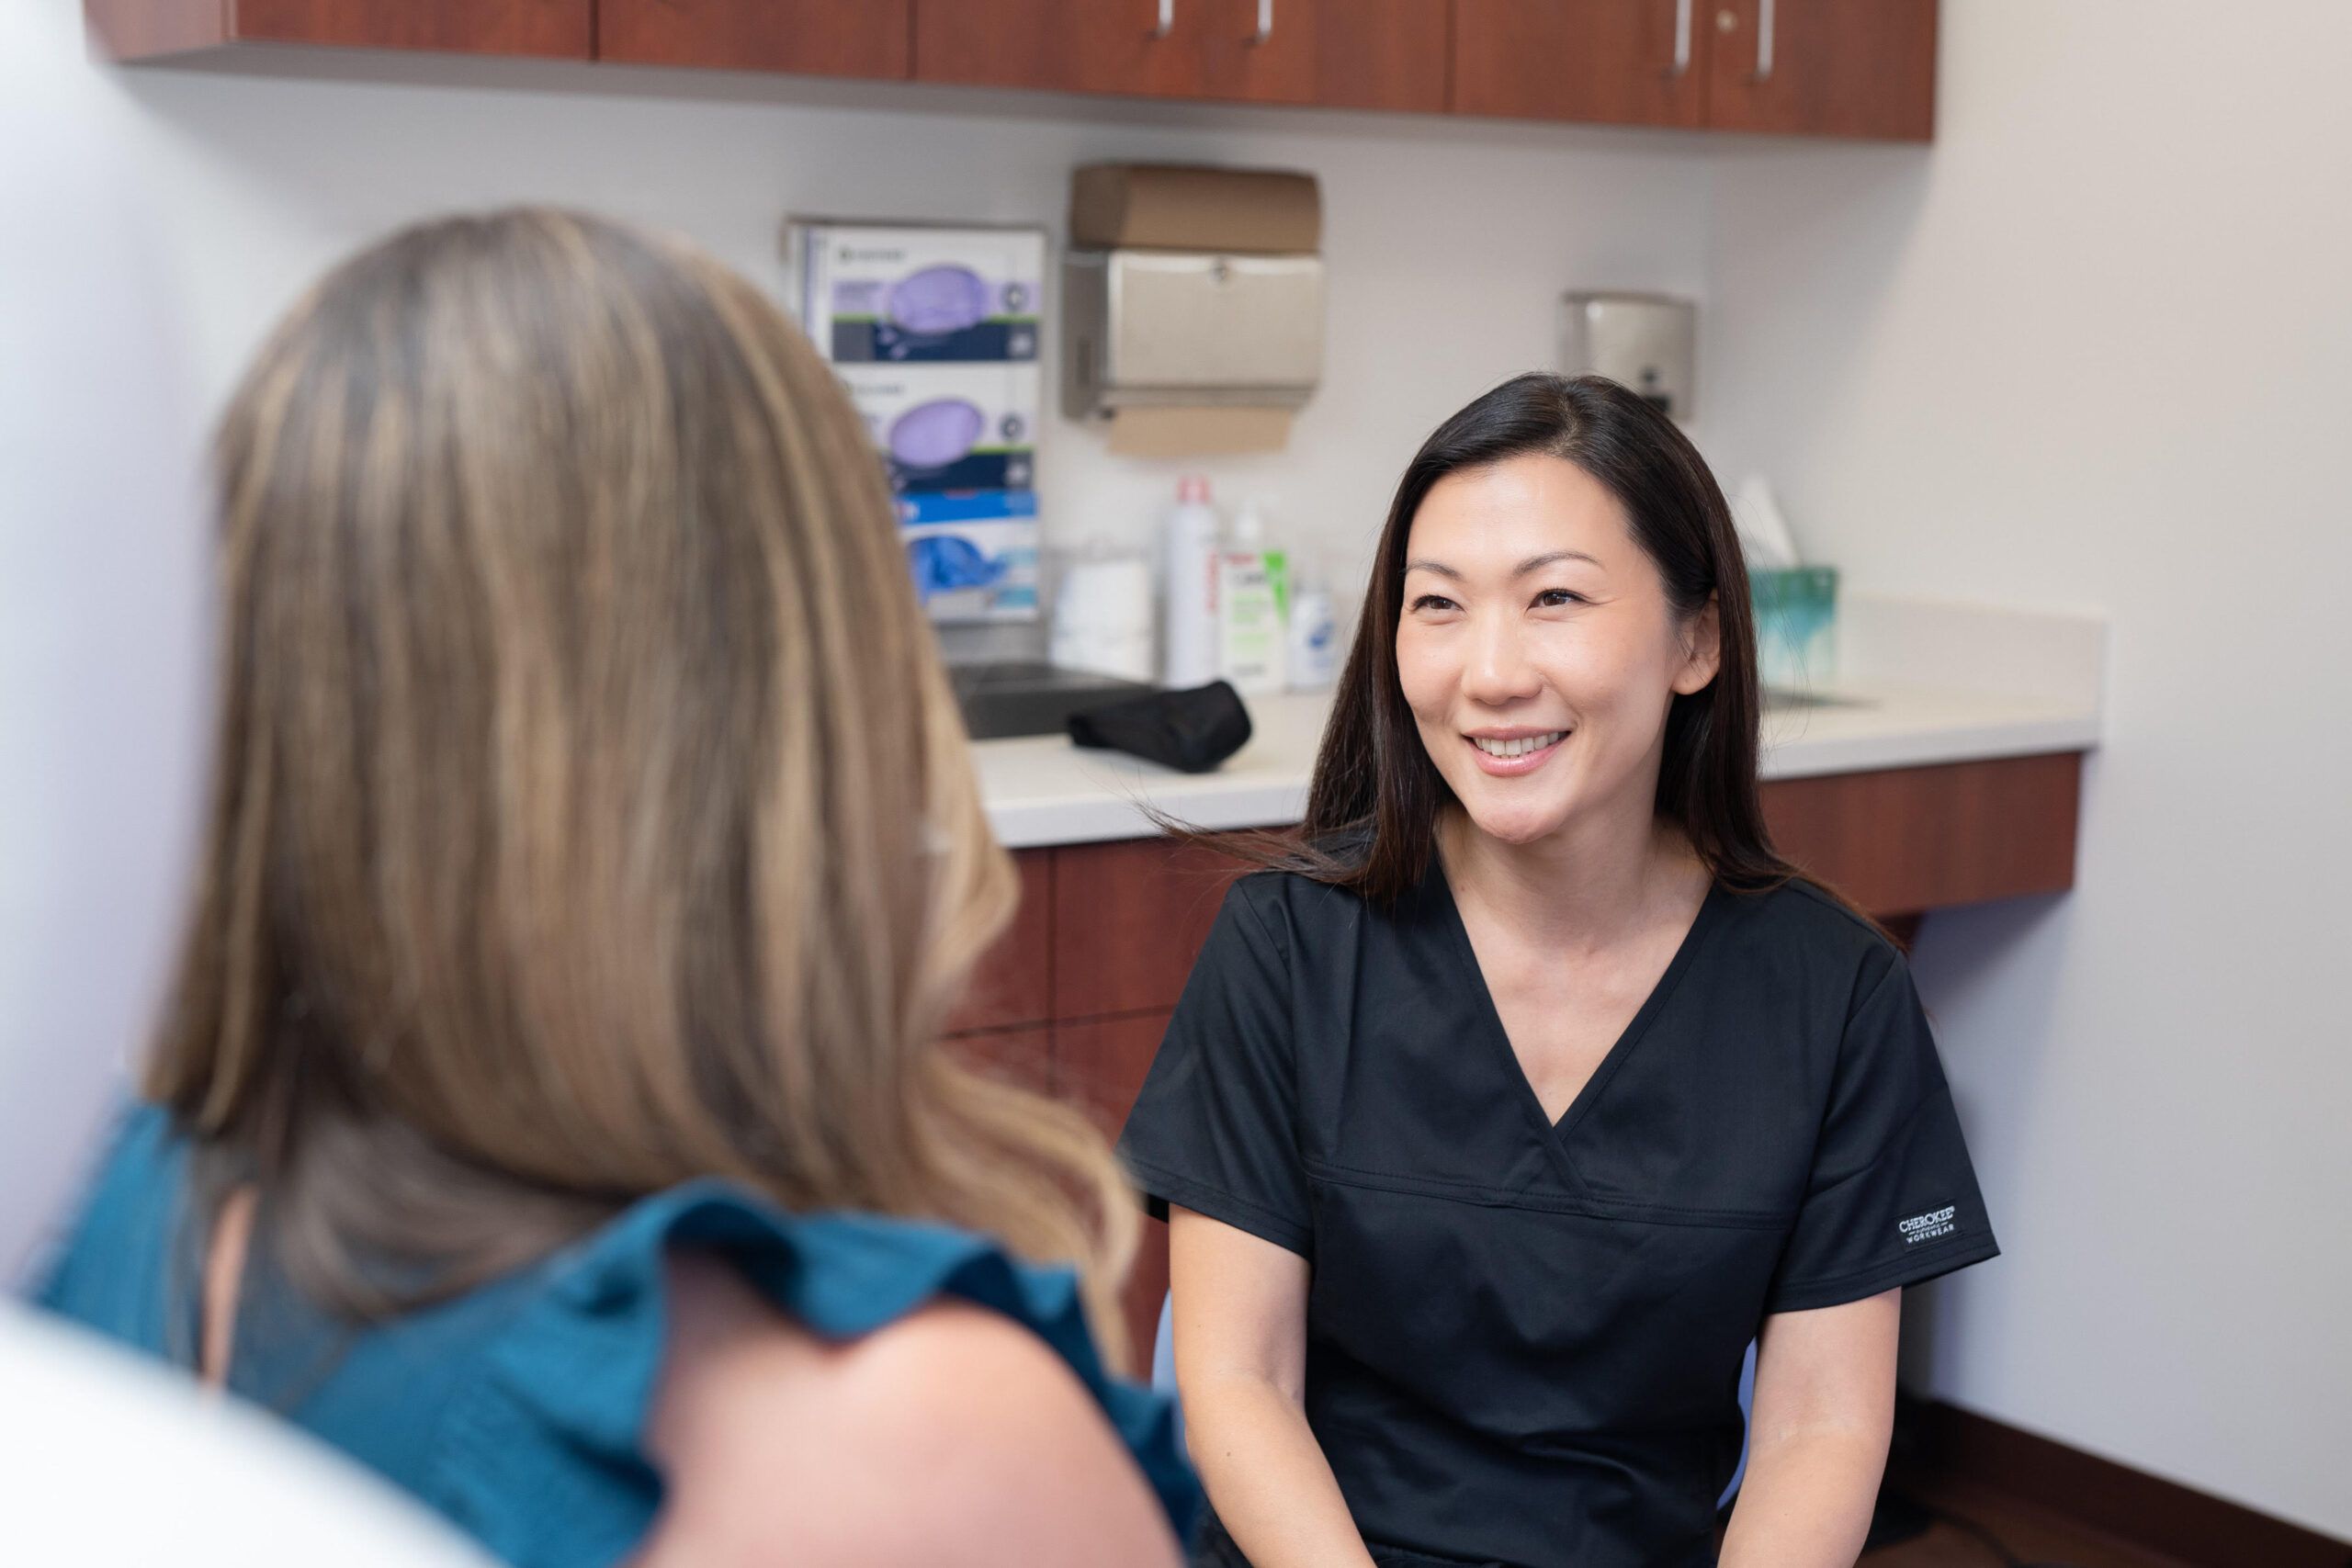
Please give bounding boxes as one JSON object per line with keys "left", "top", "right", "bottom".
{"left": 1054, "top": 1010, "right": 1175, "bottom": 1376}
{"left": 940, "top": 1026, "right": 1055, "bottom": 1098}
{"left": 1052, "top": 839, "right": 1247, "bottom": 1021}
{"left": 1760, "top": 752, "right": 2081, "bottom": 919}
{"left": 944, "top": 850, "right": 1055, "bottom": 1035}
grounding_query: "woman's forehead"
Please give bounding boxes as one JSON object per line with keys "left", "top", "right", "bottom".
{"left": 1407, "top": 455, "right": 1634, "bottom": 572}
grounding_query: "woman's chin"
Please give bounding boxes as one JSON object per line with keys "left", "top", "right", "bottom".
{"left": 1458, "top": 795, "right": 1572, "bottom": 847}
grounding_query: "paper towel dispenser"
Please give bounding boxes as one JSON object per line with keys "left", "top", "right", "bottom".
{"left": 1062, "top": 248, "right": 1324, "bottom": 419}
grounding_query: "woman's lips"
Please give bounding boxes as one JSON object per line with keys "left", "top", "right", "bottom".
{"left": 1464, "top": 730, "right": 1568, "bottom": 776}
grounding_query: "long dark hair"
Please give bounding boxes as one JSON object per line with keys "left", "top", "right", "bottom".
{"left": 1212, "top": 372, "right": 1849, "bottom": 918}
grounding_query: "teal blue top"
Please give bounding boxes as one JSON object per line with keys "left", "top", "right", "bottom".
{"left": 38, "top": 1104, "right": 1199, "bottom": 1566}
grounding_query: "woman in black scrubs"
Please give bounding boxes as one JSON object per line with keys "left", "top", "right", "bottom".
{"left": 1118, "top": 374, "right": 1999, "bottom": 1568}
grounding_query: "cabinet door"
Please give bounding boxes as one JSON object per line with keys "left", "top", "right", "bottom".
{"left": 1703, "top": 0, "right": 1937, "bottom": 141}
{"left": 598, "top": 0, "right": 910, "bottom": 77}
{"left": 1051, "top": 838, "right": 1246, "bottom": 1021}
{"left": 1054, "top": 1010, "right": 1170, "bottom": 1133}
{"left": 1195, "top": 0, "right": 1318, "bottom": 103}
{"left": 914, "top": 0, "right": 1316, "bottom": 106}
{"left": 942, "top": 1025, "right": 1055, "bottom": 1096}
{"left": 231, "top": 0, "right": 590, "bottom": 56}
{"left": 1453, "top": 0, "right": 1708, "bottom": 129}
{"left": 944, "top": 849, "right": 1055, "bottom": 1034}
{"left": 1056, "top": 1010, "right": 1173, "bottom": 1377}
{"left": 1316, "top": 0, "right": 1447, "bottom": 112}
{"left": 1759, "top": 752, "right": 2080, "bottom": 918}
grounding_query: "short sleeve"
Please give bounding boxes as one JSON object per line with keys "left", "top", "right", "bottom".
{"left": 444, "top": 1186, "right": 1201, "bottom": 1564}
{"left": 1115, "top": 879, "right": 1313, "bottom": 1259}
{"left": 1762, "top": 950, "right": 2000, "bottom": 1314}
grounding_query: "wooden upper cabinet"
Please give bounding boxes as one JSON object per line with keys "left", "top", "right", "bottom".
{"left": 1194, "top": 0, "right": 1319, "bottom": 103}
{"left": 598, "top": 0, "right": 911, "bottom": 78}
{"left": 914, "top": 0, "right": 1317, "bottom": 106}
{"left": 1453, "top": 0, "right": 1710, "bottom": 130}
{"left": 1316, "top": 0, "right": 1448, "bottom": 113}
{"left": 89, "top": 0, "right": 591, "bottom": 61}
{"left": 93, "top": 0, "right": 1936, "bottom": 143}
{"left": 1704, "top": 0, "right": 1937, "bottom": 141}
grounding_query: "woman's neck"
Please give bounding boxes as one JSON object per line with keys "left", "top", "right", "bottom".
{"left": 1439, "top": 807, "right": 1708, "bottom": 957}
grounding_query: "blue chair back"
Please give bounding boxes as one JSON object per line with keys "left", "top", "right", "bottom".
{"left": 1151, "top": 1291, "right": 1186, "bottom": 1453}
{"left": 1719, "top": 1337, "right": 1758, "bottom": 1506}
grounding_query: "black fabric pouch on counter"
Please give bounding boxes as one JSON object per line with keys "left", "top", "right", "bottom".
{"left": 1067, "top": 681, "right": 1252, "bottom": 773}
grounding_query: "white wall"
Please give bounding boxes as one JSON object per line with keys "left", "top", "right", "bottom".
{"left": 0, "top": 0, "right": 207, "bottom": 1284}
{"left": 90, "top": 27, "right": 1713, "bottom": 621}
{"left": 1701, "top": 1, "right": 2352, "bottom": 1539}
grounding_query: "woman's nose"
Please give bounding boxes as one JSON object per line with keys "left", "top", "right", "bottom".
{"left": 1459, "top": 613, "right": 1543, "bottom": 706}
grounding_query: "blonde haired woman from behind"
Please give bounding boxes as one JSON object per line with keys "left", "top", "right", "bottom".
{"left": 35, "top": 209, "right": 1194, "bottom": 1568}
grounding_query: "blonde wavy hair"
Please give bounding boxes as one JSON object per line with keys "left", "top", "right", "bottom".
{"left": 150, "top": 209, "right": 1136, "bottom": 1360}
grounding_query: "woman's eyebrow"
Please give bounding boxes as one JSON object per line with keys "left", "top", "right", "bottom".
{"left": 1402, "top": 550, "right": 1602, "bottom": 580}
{"left": 1512, "top": 549, "right": 1603, "bottom": 575}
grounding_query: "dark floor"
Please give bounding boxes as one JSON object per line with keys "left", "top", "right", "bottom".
{"left": 1705, "top": 1472, "right": 2196, "bottom": 1568}
{"left": 1862, "top": 1475, "right": 2193, "bottom": 1568}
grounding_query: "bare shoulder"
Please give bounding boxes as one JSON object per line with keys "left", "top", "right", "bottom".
{"left": 637, "top": 1252, "right": 1182, "bottom": 1568}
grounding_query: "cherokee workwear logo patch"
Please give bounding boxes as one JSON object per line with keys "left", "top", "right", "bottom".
{"left": 1899, "top": 1205, "right": 1957, "bottom": 1245}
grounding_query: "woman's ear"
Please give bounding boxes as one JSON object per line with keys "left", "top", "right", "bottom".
{"left": 1672, "top": 593, "right": 1723, "bottom": 695}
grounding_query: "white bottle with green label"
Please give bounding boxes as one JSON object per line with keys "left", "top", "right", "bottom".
{"left": 1216, "top": 499, "right": 1289, "bottom": 695}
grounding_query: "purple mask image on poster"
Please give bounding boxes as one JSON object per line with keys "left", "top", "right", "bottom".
{"left": 888, "top": 265, "right": 993, "bottom": 335}
{"left": 888, "top": 399, "right": 988, "bottom": 469}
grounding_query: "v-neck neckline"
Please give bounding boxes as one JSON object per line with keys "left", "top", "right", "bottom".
{"left": 1427, "top": 847, "right": 1727, "bottom": 1147}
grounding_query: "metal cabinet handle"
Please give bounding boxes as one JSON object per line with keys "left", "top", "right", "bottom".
{"left": 1153, "top": 0, "right": 1174, "bottom": 39}
{"left": 1250, "top": 0, "right": 1273, "bottom": 45}
{"left": 1752, "top": 0, "right": 1775, "bottom": 81}
{"left": 1668, "top": 0, "right": 1692, "bottom": 77}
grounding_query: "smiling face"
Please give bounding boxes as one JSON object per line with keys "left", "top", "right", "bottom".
{"left": 1395, "top": 452, "right": 1721, "bottom": 850}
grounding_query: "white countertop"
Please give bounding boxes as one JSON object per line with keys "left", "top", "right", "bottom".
{"left": 975, "top": 592, "right": 2108, "bottom": 850}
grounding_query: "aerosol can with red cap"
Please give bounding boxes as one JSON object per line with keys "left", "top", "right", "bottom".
{"left": 1160, "top": 474, "right": 1221, "bottom": 688}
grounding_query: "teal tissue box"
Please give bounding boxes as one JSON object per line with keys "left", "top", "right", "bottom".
{"left": 1750, "top": 566, "right": 1838, "bottom": 692}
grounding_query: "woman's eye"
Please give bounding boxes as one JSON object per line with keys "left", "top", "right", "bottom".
{"left": 1534, "top": 589, "right": 1589, "bottom": 609}
{"left": 1410, "top": 593, "right": 1459, "bottom": 614}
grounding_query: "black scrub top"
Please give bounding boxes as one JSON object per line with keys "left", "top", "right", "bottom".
{"left": 1117, "top": 853, "right": 1999, "bottom": 1568}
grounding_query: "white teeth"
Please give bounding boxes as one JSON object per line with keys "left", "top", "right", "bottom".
{"left": 1471, "top": 730, "right": 1566, "bottom": 758}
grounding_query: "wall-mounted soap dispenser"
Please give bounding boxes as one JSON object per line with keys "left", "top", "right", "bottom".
{"left": 1561, "top": 292, "right": 1697, "bottom": 422}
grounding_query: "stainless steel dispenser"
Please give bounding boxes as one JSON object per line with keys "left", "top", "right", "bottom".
{"left": 1561, "top": 292, "right": 1697, "bottom": 422}
{"left": 1062, "top": 248, "right": 1325, "bottom": 420}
